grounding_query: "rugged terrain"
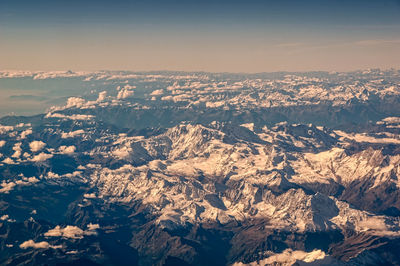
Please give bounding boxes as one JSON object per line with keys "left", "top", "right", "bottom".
{"left": 1, "top": 69, "right": 400, "bottom": 265}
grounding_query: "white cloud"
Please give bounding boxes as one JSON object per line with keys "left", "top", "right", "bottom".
{"left": 63, "top": 171, "right": 82, "bottom": 178}
{"left": 150, "top": 89, "right": 164, "bottom": 96}
{"left": 66, "top": 97, "right": 86, "bottom": 108}
{"left": 47, "top": 172, "right": 61, "bottom": 179}
{"left": 206, "top": 101, "right": 225, "bottom": 108}
{"left": 0, "top": 214, "right": 9, "bottom": 220}
{"left": 0, "top": 181, "right": 15, "bottom": 193}
{"left": 0, "top": 214, "right": 16, "bottom": 222}
{"left": 382, "top": 117, "right": 400, "bottom": 124}
{"left": 2, "top": 158, "right": 15, "bottom": 164}
{"left": 97, "top": 91, "right": 107, "bottom": 102}
{"left": 0, "top": 140, "right": 6, "bottom": 147}
{"left": 16, "top": 123, "right": 31, "bottom": 128}
{"left": 11, "top": 143, "right": 22, "bottom": 158}
{"left": 46, "top": 170, "right": 80, "bottom": 179}
{"left": 0, "top": 70, "right": 33, "bottom": 79}
{"left": 15, "top": 176, "right": 39, "bottom": 185}
{"left": 105, "top": 74, "right": 142, "bottom": 80}
{"left": 29, "top": 141, "right": 46, "bottom": 152}
{"left": 0, "top": 125, "right": 13, "bottom": 134}
{"left": 32, "top": 70, "right": 89, "bottom": 80}
{"left": 30, "top": 152, "right": 53, "bottom": 162}
{"left": 27, "top": 177, "right": 39, "bottom": 183}
{"left": 117, "top": 89, "right": 134, "bottom": 99}
{"left": 44, "top": 225, "right": 98, "bottom": 239}
{"left": 87, "top": 223, "right": 100, "bottom": 230}
{"left": 233, "top": 249, "right": 327, "bottom": 266}
{"left": 61, "top": 129, "right": 85, "bottom": 138}
{"left": 123, "top": 84, "right": 136, "bottom": 90}
{"left": 46, "top": 113, "right": 94, "bottom": 120}
{"left": 58, "top": 145, "right": 76, "bottom": 154}
{"left": 117, "top": 85, "right": 135, "bottom": 99}
{"left": 0, "top": 175, "right": 39, "bottom": 193}
{"left": 84, "top": 193, "right": 96, "bottom": 199}
{"left": 161, "top": 96, "right": 173, "bottom": 101}
{"left": 20, "top": 129, "right": 32, "bottom": 139}
{"left": 20, "top": 240, "right": 62, "bottom": 249}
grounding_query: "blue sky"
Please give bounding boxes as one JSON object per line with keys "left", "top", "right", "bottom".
{"left": 1, "top": 0, "right": 400, "bottom": 72}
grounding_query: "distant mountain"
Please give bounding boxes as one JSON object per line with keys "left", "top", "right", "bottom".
{"left": 1, "top": 70, "right": 400, "bottom": 265}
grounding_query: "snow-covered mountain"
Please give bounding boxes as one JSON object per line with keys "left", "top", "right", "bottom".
{"left": 1, "top": 70, "right": 400, "bottom": 265}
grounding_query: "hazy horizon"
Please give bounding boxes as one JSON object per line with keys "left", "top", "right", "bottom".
{"left": 1, "top": 0, "right": 400, "bottom": 72}
{"left": 1, "top": 68, "right": 399, "bottom": 74}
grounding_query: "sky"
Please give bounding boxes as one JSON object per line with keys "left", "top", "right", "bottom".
{"left": 1, "top": 0, "right": 400, "bottom": 72}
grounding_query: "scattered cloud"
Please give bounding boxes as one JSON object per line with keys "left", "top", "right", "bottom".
{"left": 19, "top": 240, "right": 62, "bottom": 249}
{"left": 233, "top": 249, "right": 328, "bottom": 266}
{"left": 47, "top": 172, "right": 61, "bottom": 179}
{"left": 44, "top": 225, "right": 98, "bottom": 239}
{"left": 29, "top": 141, "right": 46, "bottom": 152}
{"left": 61, "top": 129, "right": 85, "bottom": 138}
{"left": 0, "top": 125, "right": 13, "bottom": 134}
{"left": 0, "top": 214, "right": 16, "bottom": 222}
{"left": 11, "top": 143, "right": 22, "bottom": 158}
{"left": 32, "top": 71, "right": 89, "bottom": 80}
{"left": 84, "top": 193, "right": 96, "bottom": 199}
{"left": 1, "top": 158, "right": 15, "bottom": 165}
{"left": 161, "top": 95, "right": 173, "bottom": 101}
{"left": 46, "top": 113, "right": 94, "bottom": 120}
{"left": 117, "top": 85, "right": 135, "bottom": 99}
{"left": 58, "top": 145, "right": 76, "bottom": 154}
{"left": 20, "top": 129, "right": 32, "bottom": 139}
{"left": 0, "top": 214, "right": 9, "bottom": 220}
{"left": 87, "top": 223, "right": 100, "bottom": 230}
{"left": 0, "top": 175, "right": 39, "bottom": 193}
{"left": 0, "top": 181, "right": 15, "bottom": 193}
{"left": 30, "top": 152, "right": 53, "bottom": 162}
{"left": 65, "top": 97, "right": 86, "bottom": 108}
{"left": 382, "top": 117, "right": 400, "bottom": 124}
{"left": 46, "top": 171, "right": 81, "bottom": 179}
{"left": 97, "top": 91, "right": 107, "bottom": 102}
{"left": 150, "top": 89, "right": 164, "bottom": 96}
